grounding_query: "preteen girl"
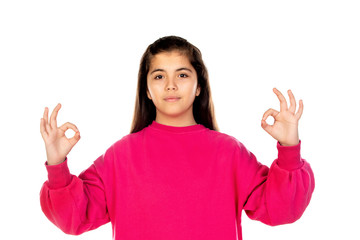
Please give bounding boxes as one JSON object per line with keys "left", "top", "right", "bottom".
{"left": 40, "top": 35, "right": 315, "bottom": 240}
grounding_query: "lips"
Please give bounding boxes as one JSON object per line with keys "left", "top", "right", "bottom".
{"left": 164, "top": 96, "right": 181, "bottom": 100}
{"left": 164, "top": 96, "right": 181, "bottom": 101}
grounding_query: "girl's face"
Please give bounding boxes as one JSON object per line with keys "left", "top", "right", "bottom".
{"left": 146, "top": 50, "right": 201, "bottom": 126}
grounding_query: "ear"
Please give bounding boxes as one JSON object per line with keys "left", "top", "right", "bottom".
{"left": 147, "top": 89, "right": 152, "bottom": 100}
{"left": 196, "top": 85, "right": 201, "bottom": 96}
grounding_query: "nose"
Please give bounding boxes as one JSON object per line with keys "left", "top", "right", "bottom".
{"left": 165, "top": 76, "right": 177, "bottom": 91}
{"left": 167, "top": 85, "right": 176, "bottom": 91}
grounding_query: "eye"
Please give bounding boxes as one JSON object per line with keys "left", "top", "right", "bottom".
{"left": 179, "top": 73, "right": 188, "bottom": 78}
{"left": 154, "top": 75, "right": 163, "bottom": 80}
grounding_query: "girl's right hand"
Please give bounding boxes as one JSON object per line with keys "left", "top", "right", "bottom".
{"left": 40, "top": 103, "right": 81, "bottom": 165}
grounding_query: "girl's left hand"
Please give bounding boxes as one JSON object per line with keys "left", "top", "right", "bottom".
{"left": 261, "top": 88, "right": 303, "bottom": 146}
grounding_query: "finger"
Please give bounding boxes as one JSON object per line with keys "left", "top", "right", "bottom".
{"left": 59, "top": 122, "right": 81, "bottom": 147}
{"left": 43, "top": 107, "right": 48, "bottom": 125}
{"left": 59, "top": 122, "right": 79, "bottom": 134}
{"left": 50, "top": 103, "right": 61, "bottom": 129}
{"left": 40, "top": 118, "right": 48, "bottom": 139}
{"left": 273, "top": 88, "right": 288, "bottom": 112}
{"left": 68, "top": 131, "right": 81, "bottom": 146}
{"left": 288, "top": 89, "right": 296, "bottom": 113}
{"left": 295, "top": 99, "right": 304, "bottom": 119}
{"left": 43, "top": 107, "right": 51, "bottom": 133}
{"left": 261, "top": 119, "right": 273, "bottom": 135}
{"left": 262, "top": 108, "right": 279, "bottom": 122}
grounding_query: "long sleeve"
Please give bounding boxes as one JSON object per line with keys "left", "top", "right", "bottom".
{"left": 234, "top": 140, "right": 315, "bottom": 226}
{"left": 39, "top": 156, "right": 110, "bottom": 235}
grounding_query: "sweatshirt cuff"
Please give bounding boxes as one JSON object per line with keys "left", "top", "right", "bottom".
{"left": 45, "top": 157, "right": 72, "bottom": 189}
{"left": 276, "top": 140, "right": 303, "bottom": 171}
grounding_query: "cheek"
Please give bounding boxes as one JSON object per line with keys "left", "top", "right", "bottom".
{"left": 187, "top": 81, "right": 199, "bottom": 95}
{"left": 147, "top": 84, "right": 161, "bottom": 100}
{"left": 147, "top": 79, "right": 155, "bottom": 97}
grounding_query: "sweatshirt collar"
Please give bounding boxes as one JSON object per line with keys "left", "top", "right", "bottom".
{"left": 149, "top": 120, "right": 206, "bottom": 134}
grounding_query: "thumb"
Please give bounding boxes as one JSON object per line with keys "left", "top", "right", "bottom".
{"left": 68, "top": 131, "right": 81, "bottom": 146}
{"left": 261, "top": 119, "right": 273, "bottom": 135}
{"left": 59, "top": 122, "right": 81, "bottom": 147}
{"left": 261, "top": 108, "right": 278, "bottom": 135}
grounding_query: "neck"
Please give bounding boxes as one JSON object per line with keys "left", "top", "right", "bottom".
{"left": 155, "top": 116, "right": 197, "bottom": 127}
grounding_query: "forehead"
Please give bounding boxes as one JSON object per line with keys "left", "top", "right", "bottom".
{"left": 149, "top": 51, "right": 192, "bottom": 70}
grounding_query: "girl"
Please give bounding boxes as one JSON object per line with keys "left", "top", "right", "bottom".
{"left": 40, "top": 36, "right": 314, "bottom": 240}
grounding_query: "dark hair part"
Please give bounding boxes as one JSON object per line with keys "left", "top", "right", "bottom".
{"left": 130, "top": 35, "right": 219, "bottom": 133}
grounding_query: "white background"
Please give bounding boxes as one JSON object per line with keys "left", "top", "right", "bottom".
{"left": 1, "top": 0, "right": 359, "bottom": 239}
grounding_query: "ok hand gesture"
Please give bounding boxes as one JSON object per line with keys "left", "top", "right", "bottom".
{"left": 261, "top": 88, "right": 303, "bottom": 146}
{"left": 40, "top": 103, "right": 81, "bottom": 165}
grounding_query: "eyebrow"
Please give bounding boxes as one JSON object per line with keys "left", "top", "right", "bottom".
{"left": 149, "top": 67, "right": 193, "bottom": 75}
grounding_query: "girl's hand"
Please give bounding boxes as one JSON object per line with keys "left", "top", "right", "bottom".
{"left": 261, "top": 88, "right": 303, "bottom": 146}
{"left": 40, "top": 103, "right": 80, "bottom": 165}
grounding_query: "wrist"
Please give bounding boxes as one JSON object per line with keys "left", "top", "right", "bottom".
{"left": 47, "top": 157, "right": 66, "bottom": 166}
{"left": 279, "top": 140, "right": 299, "bottom": 147}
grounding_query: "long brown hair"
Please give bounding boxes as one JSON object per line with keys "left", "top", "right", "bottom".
{"left": 130, "top": 35, "right": 219, "bottom": 133}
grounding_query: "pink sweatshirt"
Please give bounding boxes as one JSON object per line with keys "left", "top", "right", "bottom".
{"left": 40, "top": 120, "right": 315, "bottom": 240}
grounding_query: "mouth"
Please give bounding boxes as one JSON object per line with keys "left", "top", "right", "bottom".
{"left": 164, "top": 97, "right": 181, "bottom": 102}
